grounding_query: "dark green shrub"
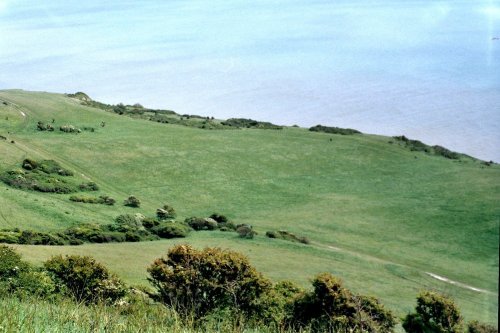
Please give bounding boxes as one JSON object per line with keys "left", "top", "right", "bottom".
{"left": 254, "top": 280, "right": 303, "bottom": 327}
{"left": 69, "top": 195, "right": 115, "bottom": 206}
{"left": 124, "top": 195, "right": 141, "bottom": 207}
{"left": 402, "top": 291, "right": 463, "bottom": 333}
{"left": 142, "top": 217, "right": 160, "bottom": 229}
{"left": 291, "top": 273, "right": 395, "bottom": 332}
{"left": 467, "top": 320, "right": 498, "bottom": 333}
{"left": 151, "top": 222, "right": 189, "bottom": 239}
{"left": 148, "top": 244, "right": 271, "bottom": 318}
{"left": 221, "top": 118, "right": 282, "bottom": 129}
{"left": 209, "top": 213, "right": 228, "bottom": 223}
{"left": 69, "top": 195, "right": 100, "bottom": 204}
{"left": 309, "top": 125, "right": 361, "bottom": 135}
{"left": 185, "top": 217, "right": 218, "bottom": 231}
{"left": 0, "top": 246, "right": 55, "bottom": 297}
{"left": 433, "top": 145, "right": 460, "bottom": 159}
{"left": 156, "top": 204, "right": 176, "bottom": 220}
{"left": 99, "top": 195, "right": 115, "bottom": 205}
{"left": 18, "top": 230, "right": 65, "bottom": 245}
{"left": 236, "top": 224, "right": 256, "bottom": 239}
{"left": 0, "top": 245, "right": 24, "bottom": 278}
{"left": 0, "top": 231, "right": 20, "bottom": 244}
{"left": 44, "top": 255, "right": 126, "bottom": 304}
{"left": 265, "top": 230, "right": 310, "bottom": 244}
{"left": 125, "top": 232, "right": 142, "bottom": 242}
{"left": 79, "top": 182, "right": 99, "bottom": 191}
{"left": 22, "top": 158, "right": 38, "bottom": 170}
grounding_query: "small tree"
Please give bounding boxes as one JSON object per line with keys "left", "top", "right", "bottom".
{"left": 44, "top": 255, "right": 126, "bottom": 304}
{"left": 402, "top": 291, "right": 463, "bottom": 333}
{"left": 148, "top": 244, "right": 271, "bottom": 318}
{"left": 124, "top": 195, "right": 141, "bottom": 208}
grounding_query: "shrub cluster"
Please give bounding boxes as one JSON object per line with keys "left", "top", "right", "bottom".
{"left": 44, "top": 255, "right": 126, "bottom": 304}
{"left": 0, "top": 245, "right": 55, "bottom": 298}
{"left": 60, "top": 125, "right": 81, "bottom": 133}
{"left": 0, "top": 205, "right": 189, "bottom": 246}
{"left": 0, "top": 158, "right": 99, "bottom": 194}
{"left": 392, "top": 135, "right": 461, "bottom": 160}
{"left": 36, "top": 121, "right": 54, "bottom": 131}
{"left": 290, "top": 273, "right": 395, "bottom": 332}
{"left": 309, "top": 124, "right": 361, "bottom": 135}
{"left": 0, "top": 245, "right": 495, "bottom": 333}
{"left": 148, "top": 245, "right": 271, "bottom": 319}
{"left": 265, "top": 230, "right": 310, "bottom": 244}
{"left": 70, "top": 194, "right": 115, "bottom": 205}
{"left": 124, "top": 195, "right": 141, "bottom": 207}
{"left": 147, "top": 245, "right": 398, "bottom": 332}
{"left": 221, "top": 118, "right": 283, "bottom": 129}
{"left": 236, "top": 224, "right": 257, "bottom": 239}
{"left": 433, "top": 145, "right": 460, "bottom": 159}
{"left": 185, "top": 213, "right": 236, "bottom": 232}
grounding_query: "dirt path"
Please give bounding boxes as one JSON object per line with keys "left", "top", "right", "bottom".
{"left": 321, "top": 243, "right": 497, "bottom": 295}
{"left": 424, "top": 272, "right": 494, "bottom": 294}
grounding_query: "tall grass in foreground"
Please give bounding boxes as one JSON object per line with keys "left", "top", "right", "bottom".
{"left": 0, "top": 297, "right": 309, "bottom": 333}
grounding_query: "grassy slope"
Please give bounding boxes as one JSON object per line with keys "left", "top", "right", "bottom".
{"left": 0, "top": 90, "right": 498, "bottom": 324}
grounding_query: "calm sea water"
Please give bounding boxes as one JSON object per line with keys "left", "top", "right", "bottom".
{"left": 0, "top": 0, "right": 499, "bottom": 160}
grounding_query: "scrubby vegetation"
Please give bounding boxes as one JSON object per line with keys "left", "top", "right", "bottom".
{"left": 0, "top": 205, "right": 194, "bottom": 246}
{"left": 1, "top": 90, "right": 497, "bottom": 328}
{"left": 44, "top": 255, "right": 126, "bottom": 304}
{"left": 124, "top": 195, "right": 141, "bottom": 207}
{"left": 69, "top": 194, "right": 116, "bottom": 205}
{"left": 0, "top": 158, "right": 99, "bottom": 194}
{"left": 67, "top": 92, "right": 283, "bottom": 131}
{"left": 221, "top": 118, "right": 283, "bottom": 129}
{"left": 0, "top": 244, "right": 496, "bottom": 332}
{"left": 402, "top": 291, "right": 464, "bottom": 333}
{"left": 309, "top": 124, "right": 361, "bottom": 135}
{"left": 392, "top": 135, "right": 462, "bottom": 160}
{"left": 265, "top": 230, "right": 310, "bottom": 244}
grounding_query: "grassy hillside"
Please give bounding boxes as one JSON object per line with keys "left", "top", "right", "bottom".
{"left": 0, "top": 89, "right": 498, "bottom": 324}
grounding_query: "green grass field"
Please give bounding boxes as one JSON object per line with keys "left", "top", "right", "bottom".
{"left": 0, "top": 89, "right": 498, "bottom": 325}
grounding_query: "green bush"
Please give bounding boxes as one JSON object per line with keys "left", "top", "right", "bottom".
{"left": 124, "top": 195, "right": 141, "bottom": 207}
{"left": 402, "top": 291, "right": 463, "bottom": 333}
{"left": 236, "top": 224, "right": 256, "bottom": 239}
{"left": 290, "top": 273, "right": 395, "bottom": 332}
{"left": 44, "top": 255, "right": 126, "bottom": 304}
{"left": 148, "top": 245, "right": 271, "bottom": 318}
{"left": 69, "top": 195, "right": 115, "bottom": 205}
{"left": 186, "top": 217, "right": 218, "bottom": 231}
{"left": 209, "top": 213, "right": 228, "bottom": 223}
{"left": 467, "top": 320, "right": 498, "bottom": 333}
{"left": 0, "top": 246, "right": 55, "bottom": 298}
{"left": 221, "top": 118, "right": 282, "bottom": 130}
{"left": 156, "top": 204, "right": 176, "bottom": 220}
{"left": 309, "top": 125, "right": 361, "bottom": 135}
{"left": 265, "top": 230, "right": 310, "bottom": 244}
{"left": 0, "top": 231, "right": 20, "bottom": 244}
{"left": 0, "top": 245, "right": 24, "bottom": 278}
{"left": 59, "top": 125, "right": 81, "bottom": 133}
{"left": 112, "top": 214, "right": 145, "bottom": 232}
{"left": 142, "top": 217, "right": 160, "bottom": 229}
{"left": 151, "top": 222, "right": 190, "bottom": 239}
{"left": 18, "top": 230, "right": 65, "bottom": 245}
{"left": 254, "top": 280, "right": 303, "bottom": 327}
{"left": 78, "top": 182, "right": 99, "bottom": 191}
